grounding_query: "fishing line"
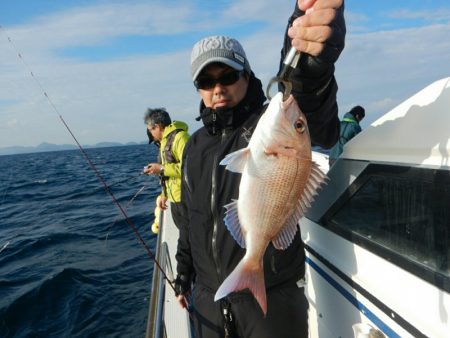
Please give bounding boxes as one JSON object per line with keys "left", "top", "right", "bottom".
{"left": 0, "top": 168, "right": 13, "bottom": 206}
{"left": 104, "top": 183, "right": 148, "bottom": 244}
{"left": 108, "top": 172, "right": 145, "bottom": 188}
{"left": 1, "top": 25, "right": 176, "bottom": 293}
{"left": 0, "top": 241, "right": 10, "bottom": 254}
{"left": 0, "top": 170, "right": 17, "bottom": 254}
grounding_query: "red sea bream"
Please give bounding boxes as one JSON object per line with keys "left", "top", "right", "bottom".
{"left": 214, "top": 92, "right": 327, "bottom": 315}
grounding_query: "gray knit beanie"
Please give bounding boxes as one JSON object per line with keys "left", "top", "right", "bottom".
{"left": 190, "top": 35, "right": 252, "bottom": 81}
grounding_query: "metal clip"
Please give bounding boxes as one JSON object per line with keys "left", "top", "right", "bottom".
{"left": 266, "top": 47, "right": 300, "bottom": 100}
{"left": 266, "top": 77, "right": 292, "bottom": 101}
{"left": 221, "top": 300, "right": 237, "bottom": 338}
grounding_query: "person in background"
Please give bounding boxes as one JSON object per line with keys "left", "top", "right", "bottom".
{"left": 328, "top": 105, "right": 365, "bottom": 166}
{"left": 173, "top": 1, "right": 346, "bottom": 337}
{"left": 145, "top": 122, "right": 162, "bottom": 234}
{"left": 143, "top": 108, "right": 190, "bottom": 229}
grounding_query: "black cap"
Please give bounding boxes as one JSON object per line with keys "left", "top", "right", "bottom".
{"left": 350, "top": 105, "right": 365, "bottom": 119}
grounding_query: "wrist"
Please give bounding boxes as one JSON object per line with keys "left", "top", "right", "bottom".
{"left": 175, "top": 274, "right": 192, "bottom": 296}
{"left": 290, "top": 56, "right": 334, "bottom": 95}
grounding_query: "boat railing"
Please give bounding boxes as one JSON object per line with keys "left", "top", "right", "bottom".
{"left": 148, "top": 241, "right": 173, "bottom": 338}
{"left": 145, "top": 208, "right": 171, "bottom": 338}
{"left": 145, "top": 208, "right": 193, "bottom": 338}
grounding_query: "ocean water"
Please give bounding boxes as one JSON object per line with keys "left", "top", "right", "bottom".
{"left": 0, "top": 144, "right": 161, "bottom": 337}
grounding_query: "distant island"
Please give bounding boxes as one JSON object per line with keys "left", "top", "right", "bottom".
{"left": 0, "top": 141, "right": 148, "bottom": 156}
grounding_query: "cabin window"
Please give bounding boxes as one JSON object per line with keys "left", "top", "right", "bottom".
{"left": 324, "top": 165, "right": 450, "bottom": 289}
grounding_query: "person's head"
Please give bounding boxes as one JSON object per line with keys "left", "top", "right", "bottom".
{"left": 144, "top": 108, "right": 172, "bottom": 142}
{"left": 190, "top": 35, "right": 252, "bottom": 110}
{"left": 349, "top": 105, "right": 365, "bottom": 121}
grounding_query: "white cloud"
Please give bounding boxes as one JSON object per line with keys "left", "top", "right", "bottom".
{"left": 388, "top": 8, "right": 450, "bottom": 22}
{"left": 344, "top": 11, "right": 371, "bottom": 33}
{"left": 336, "top": 23, "right": 450, "bottom": 127}
{"left": 1, "top": 0, "right": 290, "bottom": 148}
{"left": 9, "top": 2, "right": 196, "bottom": 50}
{"left": 2, "top": 1, "right": 450, "bottom": 148}
{"left": 223, "top": 0, "right": 292, "bottom": 26}
{"left": 6, "top": 119, "right": 19, "bottom": 128}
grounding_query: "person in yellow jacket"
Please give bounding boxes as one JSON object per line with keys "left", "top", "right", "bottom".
{"left": 144, "top": 108, "right": 190, "bottom": 230}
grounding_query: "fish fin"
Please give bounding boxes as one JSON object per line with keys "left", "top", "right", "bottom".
{"left": 272, "top": 162, "right": 327, "bottom": 250}
{"left": 272, "top": 219, "right": 299, "bottom": 250}
{"left": 214, "top": 259, "right": 267, "bottom": 316}
{"left": 219, "top": 148, "right": 250, "bottom": 173}
{"left": 308, "top": 162, "right": 329, "bottom": 191}
{"left": 299, "top": 162, "right": 328, "bottom": 209}
{"left": 223, "top": 200, "right": 246, "bottom": 248}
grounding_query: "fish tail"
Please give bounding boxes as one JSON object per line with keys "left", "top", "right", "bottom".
{"left": 214, "top": 258, "right": 267, "bottom": 316}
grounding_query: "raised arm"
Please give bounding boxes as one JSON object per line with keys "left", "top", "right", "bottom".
{"left": 280, "top": 0, "right": 346, "bottom": 148}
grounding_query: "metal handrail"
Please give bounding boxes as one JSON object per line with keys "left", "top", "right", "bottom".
{"left": 154, "top": 242, "right": 171, "bottom": 338}
{"left": 145, "top": 208, "right": 193, "bottom": 338}
{"left": 145, "top": 210, "right": 167, "bottom": 338}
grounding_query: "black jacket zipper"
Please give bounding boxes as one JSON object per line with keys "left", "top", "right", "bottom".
{"left": 211, "top": 130, "right": 229, "bottom": 282}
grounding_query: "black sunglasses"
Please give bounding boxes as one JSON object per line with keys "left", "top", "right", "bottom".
{"left": 194, "top": 70, "right": 244, "bottom": 90}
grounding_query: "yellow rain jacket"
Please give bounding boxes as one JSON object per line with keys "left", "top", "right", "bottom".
{"left": 159, "top": 121, "right": 190, "bottom": 203}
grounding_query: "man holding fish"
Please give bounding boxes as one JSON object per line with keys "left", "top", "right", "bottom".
{"left": 175, "top": 0, "right": 345, "bottom": 337}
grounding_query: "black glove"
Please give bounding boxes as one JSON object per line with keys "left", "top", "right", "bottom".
{"left": 290, "top": 1, "right": 346, "bottom": 65}
{"left": 280, "top": 2, "right": 346, "bottom": 94}
{"left": 174, "top": 274, "right": 191, "bottom": 297}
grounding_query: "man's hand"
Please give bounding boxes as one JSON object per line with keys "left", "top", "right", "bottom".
{"left": 144, "top": 163, "right": 163, "bottom": 175}
{"left": 157, "top": 196, "right": 168, "bottom": 210}
{"left": 290, "top": 0, "right": 345, "bottom": 61}
{"left": 174, "top": 274, "right": 192, "bottom": 309}
{"left": 176, "top": 295, "right": 190, "bottom": 309}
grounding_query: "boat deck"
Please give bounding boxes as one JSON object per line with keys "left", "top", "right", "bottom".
{"left": 154, "top": 205, "right": 192, "bottom": 338}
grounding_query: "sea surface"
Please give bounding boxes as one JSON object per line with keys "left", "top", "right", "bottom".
{"left": 0, "top": 144, "right": 161, "bottom": 337}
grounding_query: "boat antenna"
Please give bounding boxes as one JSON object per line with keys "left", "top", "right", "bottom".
{"left": 1, "top": 25, "right": 176, "bottom": 293}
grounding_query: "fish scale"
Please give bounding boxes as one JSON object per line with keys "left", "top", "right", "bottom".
{"left": 242, "top": 159, "right": 305, "bottom": 236}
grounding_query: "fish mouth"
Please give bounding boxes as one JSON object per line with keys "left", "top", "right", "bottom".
{"left": 261, "top": 140, "right": 312, "bottom": 160}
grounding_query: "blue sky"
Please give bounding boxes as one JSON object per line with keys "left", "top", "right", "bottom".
{"left": 1, "top": 0, "right": 450, "bottom": 148}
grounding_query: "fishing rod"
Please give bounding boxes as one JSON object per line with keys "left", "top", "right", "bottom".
{"left": 1, "top": 25, "right": 176, "bottom": 293}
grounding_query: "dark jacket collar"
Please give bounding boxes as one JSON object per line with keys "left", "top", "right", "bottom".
{"left": 196, "top": 74, "right": 266, "bottom": 135}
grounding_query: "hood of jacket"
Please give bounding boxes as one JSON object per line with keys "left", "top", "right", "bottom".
{"left": 196, "top": 73, "right": 266, "bottom": 135}
{"left": 163, "top": 120, "right": 189, "bottom": 139}
{"left": 342, "top": 112, "right": 358, "bottom": 124}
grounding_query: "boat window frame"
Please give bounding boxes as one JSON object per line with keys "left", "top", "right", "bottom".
{"left": 319, "top": 163, "right": 450, "bottom": 293}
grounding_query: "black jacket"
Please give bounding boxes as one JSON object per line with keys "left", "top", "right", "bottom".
{"left": 176, "top": 2, "right": 345, "bottom": 293}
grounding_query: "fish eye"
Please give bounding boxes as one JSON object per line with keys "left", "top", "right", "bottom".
{"left": 295, "top": 119, "right": 306, "bottom": 133}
